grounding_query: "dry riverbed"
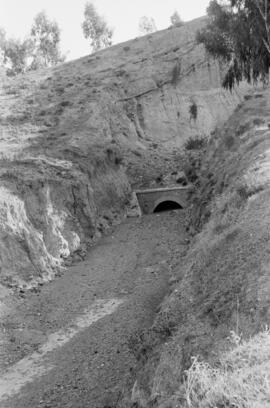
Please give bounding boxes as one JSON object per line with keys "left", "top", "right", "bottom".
{"left": 0, "top": 210, "right": 189, "bottom": 408}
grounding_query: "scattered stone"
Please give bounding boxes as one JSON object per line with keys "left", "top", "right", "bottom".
{"left": 169, "top": 276, "right": 178, "bottom": 285}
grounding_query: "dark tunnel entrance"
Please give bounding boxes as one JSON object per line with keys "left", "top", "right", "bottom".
{"left": 153, "top": 201, "right": 182, "bottom": 213}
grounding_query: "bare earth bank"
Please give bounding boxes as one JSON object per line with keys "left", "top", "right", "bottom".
{"left": 0, "top": 210, "right": 188, "bottom": 408}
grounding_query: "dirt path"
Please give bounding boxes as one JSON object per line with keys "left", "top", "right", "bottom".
{"left": 0, "top": 211, "right": 188, "bottom": 408}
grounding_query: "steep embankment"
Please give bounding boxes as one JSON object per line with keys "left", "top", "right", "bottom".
{"left": 129, "top": 88, "right": 270, "bottom": 407}
{"left": 0, "top": 17, "right": 245, "bottom": 288}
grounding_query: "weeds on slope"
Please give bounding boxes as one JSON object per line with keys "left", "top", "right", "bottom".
{"left": 184, "top": 135, "right": 207, "bottom": 151}
{"left": 183, "top": 328, "right": 270, "bottom": 408}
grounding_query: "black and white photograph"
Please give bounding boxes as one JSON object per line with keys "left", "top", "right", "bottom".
{"left": 0, "top": 0, "right": 269, "bottom": 407}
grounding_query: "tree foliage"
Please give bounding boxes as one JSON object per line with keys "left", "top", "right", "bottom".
{"left": 170, "top": 11, "right": 184, "bottom": 27}
{"left": 82, "top": 2, "right": 113, "bottom": 52}
{"left": 30, "top": 11, "right": 65, "bottom": 69}
{"left": 1, "top": 34, "right": 32, "bottom": 76}
{"left": 0, "top": 29, "right": 6, "bottom": 65}
{"left": 0, "top": 11, "right": 64, "bottom": 76}
{"left": 138, "top": 16, "right": 157, "bottom": 35}
{"left": 197, "top": 0, "right": 270, "bottom": 89}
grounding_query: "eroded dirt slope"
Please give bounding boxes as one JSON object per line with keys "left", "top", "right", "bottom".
{"left": 129, "top": 88, "right": 270, "bottom": 407}
{"left": 0, "top": 17, "right": 246, "bottom": 288}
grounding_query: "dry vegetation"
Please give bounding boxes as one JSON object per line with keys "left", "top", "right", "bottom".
{"left": 184, "top": 329, "right": 270, "bottom": 408}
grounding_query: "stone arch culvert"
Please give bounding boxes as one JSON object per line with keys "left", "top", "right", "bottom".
{"left": 135, "top": 186, "right": 192, "bottom": 215}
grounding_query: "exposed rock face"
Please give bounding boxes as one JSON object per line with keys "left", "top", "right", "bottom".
{"left": 0, "top": 155, "right": 130, "bottom": 287}
{"left": 0, "top": 17, "right": 246, "bottom": 287}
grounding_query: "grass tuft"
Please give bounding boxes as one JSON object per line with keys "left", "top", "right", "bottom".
{"left": 183, "top": 328, "right": 270, "bottom": 408}
{"left": 184, "top": 136, "right": 206, "bottom": 151}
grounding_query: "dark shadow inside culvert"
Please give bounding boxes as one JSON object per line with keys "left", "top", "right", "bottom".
{"left": 153, "top": 201, "right": 182, "bottom": 213}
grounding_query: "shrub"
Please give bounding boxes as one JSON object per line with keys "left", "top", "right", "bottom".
{"left": 55, "top": 87, "right": 64, "bottom": 95}
{"left": 224, "top": 134, "right": 235, "bottom": 149}
{"left": 189, "top": 102, "right": 198, "bottom": 121}
{"left": 5, "top": 87, "right": 18, "bottom": 95}
{"left": 171, "top": 61, "right": 181, "bottom": 85}
{"left": 132, "top": 150, "right": 142, "bottom": 157}
{"left": 236, "top": 183, "right": 264, "bottom": 200}
{"left": 106, "top": 145, "right": 123, "bottom": 166}
{"left": 60, "top": 100, "right": 71, "bottom": 107}
{"left": 182, "top": 153, "right": 201, "bottom": 183}
{"left": 182, "top": 136, "right": 207, "bottom": 184}
{"left": 116, "top": 69, "right": 126, "bottom": 77}
{"left": 253, "top": 118, "right": 265, "bottom": 126}
{"left": 184, "top": 136, "right": 206, "bottom": 151}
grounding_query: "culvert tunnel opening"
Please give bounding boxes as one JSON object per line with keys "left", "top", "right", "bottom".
{"left": 153, "top": 201, "right": 182, "bottom": 213}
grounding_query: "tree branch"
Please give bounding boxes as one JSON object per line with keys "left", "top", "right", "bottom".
{"left": 253, "top": 0, "right": 266, "bottom": 20}
{"left": 252, "top": 0, "right": 270, "bottom": 55}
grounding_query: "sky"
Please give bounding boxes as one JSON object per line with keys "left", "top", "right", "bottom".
{"left": 0, "top": 0, "right": 210, "bottom": 60}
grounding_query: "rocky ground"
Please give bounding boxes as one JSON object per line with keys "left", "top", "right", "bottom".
{"left": 0, "top": 210, "right": 189, "bottom": 408}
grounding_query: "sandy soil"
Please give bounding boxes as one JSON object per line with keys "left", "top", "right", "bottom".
{"left": 0, "top": 210, "right": 188, "bottom": 408}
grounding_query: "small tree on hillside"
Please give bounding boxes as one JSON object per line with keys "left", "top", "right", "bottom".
{"left": 138, "top": 16, "right": 157, "bottom": 35}
{"left": 0, "top": 12, "right": 64, "bottom": 76}
{"left": 1, "top": 36, "right": 33, "bottom": 76}
{"left": 0, "top": 29, "right": 6, "bottom": 65}
{"left": 197, "top": 0, "right": 270, "bottom": 90}
{"left": 82, "top": 2, "right": 113, "bottom": 52}
{"left": 170, "top": 11, "right": 184, "bottom": 27}
{"left": 30, "top": 11, "right": 65, "bottom": 69}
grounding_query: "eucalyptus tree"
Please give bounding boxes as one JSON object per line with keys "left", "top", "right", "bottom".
{"left": 197, "top": 0, "right": 270, "bottom": 89}
{"left": 82, "top": 2, "right": 113, "bottom": 52}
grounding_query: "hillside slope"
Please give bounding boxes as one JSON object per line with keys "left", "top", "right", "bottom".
{"left": 128, "top": 88, "right": 270, "bottom": 407}
{"left": 0, "top": 17, "right": 245, "bottom": 288}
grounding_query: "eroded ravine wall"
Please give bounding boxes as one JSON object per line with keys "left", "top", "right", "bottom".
{"left": 0, "top": 17, "right": 247, "bottom": 287}
{"left": 0, "top": 154, "right": 130, "bottom": 288}
{"left": 128, "top": 88, "right": 270, "bottom": 407}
